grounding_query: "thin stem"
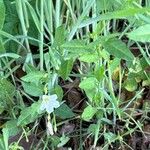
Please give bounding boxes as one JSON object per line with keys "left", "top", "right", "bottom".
{"left": 40, "top": 0, "right": 44, "bottom": 71}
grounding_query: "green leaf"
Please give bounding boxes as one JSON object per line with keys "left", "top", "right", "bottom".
{"left": 24, "top": 64, "right": 39, "bottom": 73}
{"left": 22, "top": 82, "right": 43, "bottom": 97}
{"left": 127, "top": 24, "right": 150, "bottom": 42}
{"left": 0, "top": 0, "right": 5, "bottom": 29}
{"left": 61, "top": 40, "right": 94, "bottom": 57}
{"left": 79, "top": 53, "right": 99, "bottom": 63}
{"left": 80, "top": 7, "right": 150, "bottom": 28}
{"left": 54, "top": 104, "right": 75, "bottom": 119}
{"left": 0, "top": 78, "right": 15, "bottom": 108}
{"left": 109, "top": 58, "right": 120, "bottom": 73}
{"left": 82, "top": 105, "right": 97, "bottom": 121}
{"left": 21, "top": 71, "right": 46, "bottom": 85}
{"left": 88, "top": 124, "right": 99, "bottom": 135}
{"left": 96, "top": 0, "right": 113, "bottom": 12}
{"left": 0, "top": 53, "right": 20, "bottom": 58}
{"left": 104, "top": 132, "right": 117, "bottom": 143}
{"left": 94, "top": 65, "right": 105, "bottom": 81}
{"left": 3, "top": 120, "right": 21, "bottom": 137}
{"left": 57, "top": 134, "right": 70, "bottom": 148}
{"left": 58, "top": 59, "right": 74, "bottom": 80}
{"left": 28, "top": 18, "right": 39, "bottom": 46}
{"left": 17, "top": 101, "right": 41, "bottom": 126}
{"left": 124, "top": 77, "right": 138, "bottom": 92}
{"left": 49, "top": 49, "right": 61, "bottom": 70}
{"left": 53, "top": 25, "right": 65, "bottom": 47}
{"left": 0, "top": 135, "right": 5, "bottom": 150}
{"left": 51, "top": 85, "right": 63, "bottom": 101}
{"left": 25, "top": 1, "right": 40, "bottom": 32}
{"left": 2, "top": 128, "right": 9, "bottom": 150}
{"left": 80, "top": 77, "right": 97, "bottom": 90}
{"left": 79, "top": 77, "right": 98, "bottom": 100}
{"left": 103, "top": 38, "right": 134, "bottom": 61}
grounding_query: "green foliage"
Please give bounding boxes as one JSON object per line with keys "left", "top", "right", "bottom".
{"left": 0, "top": 78, "right": 15, "bottom": 112}
{"left": 17, "top": 101, "right": 42, "bottom": 126}
{"left": 0, "top": 0, "right": 150, "bottom": 149}
{"left": 103, "top": 38, "right": 134, "bottom": 61}
{"left": 79, "top": 77, "right": 98, "bottom": 100}
{"left": 58, "top": 59, "right": 74, "bottom": 80}
{"left": 128, "top": 24, "right": 150, "bottom": 42}
{"left": 0, "top": 0, "right": 5, "bottom": 29}
{"left": 82, "top": 105, "right": 97, "bottom": 121}
{"left": 54, "top": 104, "right": 75, "bottom": 119}
{"left": 124, "top": 77, "right": 138, "bottom": 92}
{"left": 22, "top": 81, "right": 43, "bottom": 96}
{"left": 3, "top": 120, "right": 21, "bottom": 137}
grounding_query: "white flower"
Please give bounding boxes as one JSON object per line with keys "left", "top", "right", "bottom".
{"left": 47, "top": 121, "right": 54, "bottom": 135}
{"left": 40, "top": 94, "right": 60, "bottom": 114}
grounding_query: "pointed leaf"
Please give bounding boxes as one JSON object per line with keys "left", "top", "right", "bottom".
{"left": 17, "top": 101, "right": 41, "bottom": 126}
{"left": 103, "top": 38, "right": 134, "bottom": 61}
{"left": 54, "top": 104, "right": 75, "bottom": 119}
{"left": 82, "top": 105, "right": 97, "bottom": 121}
{"left": 58, "top": 59, "right": 74, "bottom": 80}
{"left": 127, "top": 24, "right": 150, "bottom": 42}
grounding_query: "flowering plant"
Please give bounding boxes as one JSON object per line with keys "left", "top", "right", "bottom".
{"left": 40, "top": 94, "right": 60, "bottom": 114}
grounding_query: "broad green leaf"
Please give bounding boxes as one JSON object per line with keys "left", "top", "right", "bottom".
{"left": 3, "top": 120, "right": 20, "bottom": 137}
{"left": 79, "top": 53, "right": 99, "bottom": 63}
{"left": 61, "top": 40, "right": 94, "bottom": 56}
{"left": 82, "top": 105, "right": 97, "bottom": 121}
{"left": 58, "top": 59, "right": 74, "bottom": 80}
{"left": 79, "top": 77, "right": 98, "bottom": 90}
{"left": 21, "top": 71, "right": 46, "bottom": 85}
{"left": 0, "top": 0, "right": 5, "bottom": 29}
{"left": 54, "top": 104, "right": 75, "bottom": 119}
{"left": 22, "top": 82, "right": 43, "bottom": 97}
{"left": 79, "top": 77, "right": 98, "bottom": 100}
{"left": 127, "top": 24, "right": 150, "bottom": 42}
{"left": 124, "top": 78, "right": 138, "bottom": 92}
{"left": 53, "top": 26, "right": 65, "bottom": 47}
{"left": 17, "top": 101, "right": 41, "bottom": 126}
{"left": 103, "top": 38, "right": 134, "bottom": 61}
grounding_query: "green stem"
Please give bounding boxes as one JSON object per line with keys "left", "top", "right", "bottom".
{"left": 40, "top": 0, "right": 44, "bottom": 71}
